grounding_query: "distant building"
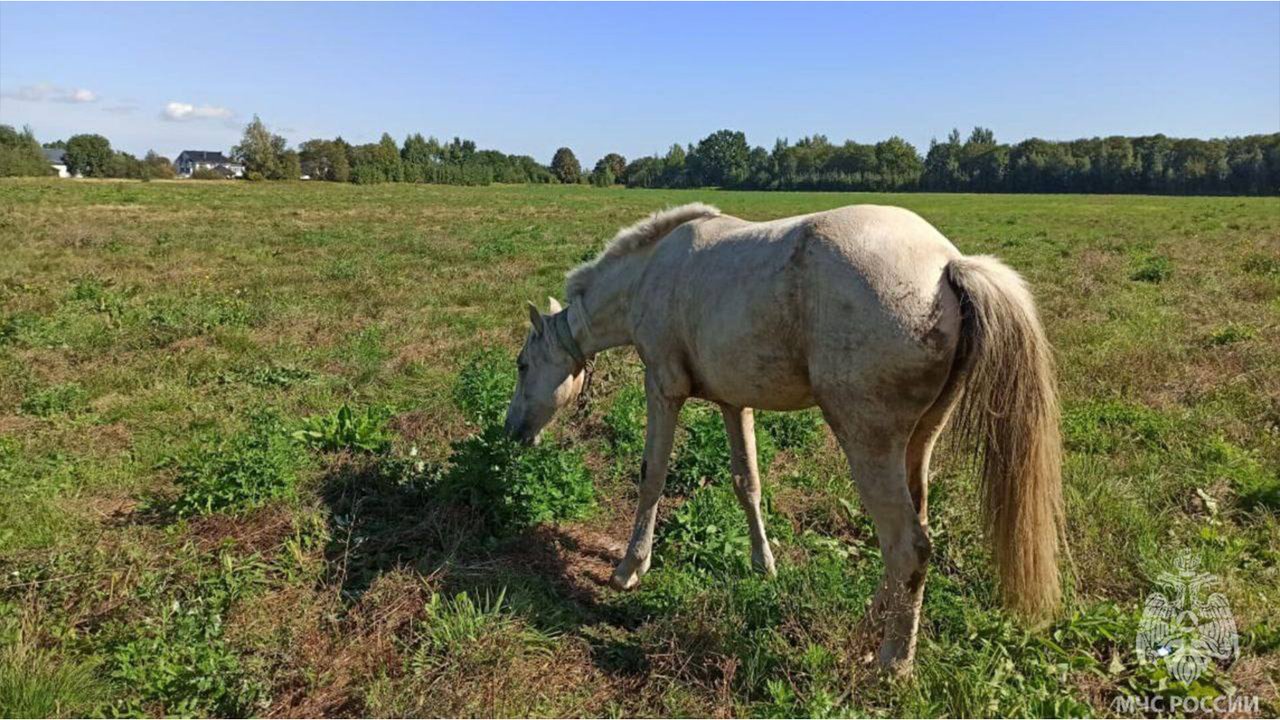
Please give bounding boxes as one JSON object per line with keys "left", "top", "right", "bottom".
{"left": 44, "top": 148, "right": 72, "bottom": 178}
{"left": 175, "top": 150, "right": 245, "bottom": 178}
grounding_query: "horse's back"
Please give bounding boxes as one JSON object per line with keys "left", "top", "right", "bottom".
{"left": 800, "top": 206, "right": 964, "bottom": 415}
{"left": 632, "top": 205, "right": 962, "bottom": 411}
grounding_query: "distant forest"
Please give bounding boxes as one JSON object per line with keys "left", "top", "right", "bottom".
{"left": 3, "top": 118, "right": 1278, "bottom": 195}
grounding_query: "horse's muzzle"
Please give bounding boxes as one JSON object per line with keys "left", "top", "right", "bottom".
{"left": 504, "top": 416, "right": 540, "bottom": 446}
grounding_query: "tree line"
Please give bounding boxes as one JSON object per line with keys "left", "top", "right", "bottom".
{"left": 0, "top": 125, "right": 175, "bottom": 180}
{"left": 621, "top": 127, "right": 1280, "bottom": 196}
{"left": 3, "top": 117, "right": 1277, "bottom": 195}
{"left": 233, "top": 116, "right": 555, "bottom": 185}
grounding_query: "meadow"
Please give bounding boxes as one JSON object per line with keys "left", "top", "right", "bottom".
{"left": 0, "top": 178, "right": 1276, "bottom": 717}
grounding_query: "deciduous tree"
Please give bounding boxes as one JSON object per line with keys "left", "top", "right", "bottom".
{"left": 690, "top": 129, "right": 750, "bottom": 187}
{"left": 232, "top": 115, "right": 293, "bottom": 180}
{"left": 551, "top": 147, "right": 581, "bottom": 184}
{"left": 64, "top": 134, "right": 113, "bottom": 178}
{"left": 143, "top": 151, "right": 176, "bottom": 180}
{"left": 0, "top": 125, "right": 55, "bottom": 177}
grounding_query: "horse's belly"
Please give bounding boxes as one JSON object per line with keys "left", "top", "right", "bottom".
{"left": 681, "top": 271, "right": 816, "bottom": 410}
{"left": 690, "top": 347, "right": 816, "bottom": 411}
{"left": 723, "top": 386, "right": 817, "bottom": 412}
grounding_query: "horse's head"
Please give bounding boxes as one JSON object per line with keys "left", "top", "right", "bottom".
{"left": 504, "top": 297, "right": 586, "bottom": 445}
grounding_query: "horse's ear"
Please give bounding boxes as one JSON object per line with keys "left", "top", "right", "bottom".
{"left": 526, "top": 301, "right": 545, "bottom": 334}
{"left": 547, "top": 297, "right": 563, "bottom": 314}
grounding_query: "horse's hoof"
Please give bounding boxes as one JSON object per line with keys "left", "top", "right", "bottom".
{"left": 876, "top": 642, "right": 916, "bottom": 678}
{"left": 609, "top": 569, "right": 641, "bottom": 591}
{"left": 878, "top": 660, "right": 915, "bottom": 680}
{"left": 610, "top": 556, "right": 648, "bottom": 591}
{"left": 753, "top": 554, "right": 777, "bottom": 577}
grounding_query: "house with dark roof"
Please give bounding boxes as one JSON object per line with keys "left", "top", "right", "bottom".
{"left": 43, "top": 148, "right": 73, "bottom": 178}
{"left": 175, "top": 150, "right": 245, "bottom": 178}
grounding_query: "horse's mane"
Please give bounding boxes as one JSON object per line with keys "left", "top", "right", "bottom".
{"left": 565, "top": 203, "right": 720, "bottom": 299}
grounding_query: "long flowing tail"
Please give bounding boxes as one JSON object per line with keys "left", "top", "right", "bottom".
{"left": 946, "top": 255, "right": 1064, "bottom": 620}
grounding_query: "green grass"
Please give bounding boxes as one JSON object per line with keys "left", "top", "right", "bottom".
{"left": 19, "top": 382, "right": 88, "bottom": 417}
{"left": 668, "top": 404, "right": 778, "bottom": 495}
{"left": 0, "top": 179, "right": 1277, "bottom": 717}
{"left": 437, "top": 424, "right": 595, "bottom": 533}
{"left": 452, "top": 346, "right": 516, "bottom": 427}
{"left": 293, "top": 403, "right": 395, "bottom": 454}
{"left": 96, "top": 553, "right": 268, "bottom": 716}
{"left": 0, "top": 644, "right": 105, "bottom": 718}
{"left": 172, "top": 411, "right": 308, "bottom": 517}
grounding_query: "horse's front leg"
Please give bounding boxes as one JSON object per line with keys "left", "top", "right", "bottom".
{"left": 610, "top": 383, "right": 682, "bottom": 591}
{"left": 720, "top": 405, "right": 776, "bottom": 576}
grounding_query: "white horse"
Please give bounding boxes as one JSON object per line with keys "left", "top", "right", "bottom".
{"left": 504, "top": 203, "right": 1064, "bottom": 673}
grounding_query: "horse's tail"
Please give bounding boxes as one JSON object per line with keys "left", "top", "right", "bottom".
{"left": 945, "top": 254, "right": 1064, "bottom": 621}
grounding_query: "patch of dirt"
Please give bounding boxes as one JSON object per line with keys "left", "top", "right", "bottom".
{"left": 1185, "top": 477, "right": 1232, "bottom": 519}
{"left": 53, "top": 222, "right": 112, "bottom": 249}
{"left": 168, "top": 334, "right": 216, "bottom": 353}
{"left": 84, "top": 204, "right": 150, "bottom": 213}
{"left": 0, "top": 414, "right": 37, "bottom": 435}
{"left": 269, "top": 315, "right": 370, "bottom": 354}
{"left": 506, "top": 523, "right": 628, "bottom": 608}
{"left": 1154, "top": 345, "right": 1253, "bottom": 407}
{"left": 1070, "top": 668, "right": 1121, "bottom": 716}
{"left": 265, "top": 570, "right": 431, "bottom": 718}
{"left": 1226, "top": 654, "right": 1279, "bottom": 718}
{"left": 390, "top": 340, "right": 449, "bottom": 371}
{"left": 388, "top": 407, "right": 462, "bottom": 452}
{"left": 87, "top": 421, "right": 134, "bottom": 455}
{"left": 187, "top": 503, "right": 296, "bottom": 557}
{"left": 82, "top": 492, "right": 139, "bottom": 523}
{"left": 15, "top": 348, "right": 77, "bottom": 386}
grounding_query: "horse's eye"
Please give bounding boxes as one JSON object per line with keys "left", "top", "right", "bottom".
{"left": 517, "top": 360, "right": 528, "bottom": 373}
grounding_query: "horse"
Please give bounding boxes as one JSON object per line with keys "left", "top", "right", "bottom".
{"left": 503, "top": 203, "right": 1064, "bottom": 673}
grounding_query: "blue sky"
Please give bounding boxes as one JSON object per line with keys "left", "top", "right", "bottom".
{"left": 2, "top": 2, "right": 1277, "bottom": 164}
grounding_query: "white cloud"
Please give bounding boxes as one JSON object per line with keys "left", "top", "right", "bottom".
{"left": 1, "top": 83, "right": 98, "bottom": 103}
{"left": 162, "top": 101, "right": 234, "bottom": 122}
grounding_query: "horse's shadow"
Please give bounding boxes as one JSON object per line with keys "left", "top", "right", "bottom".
{"left": 318, "top": 453, "right": 649, "bottom": 676}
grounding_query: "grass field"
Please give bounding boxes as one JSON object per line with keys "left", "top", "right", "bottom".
{"left": 0, "top": 178, "right": 1277, "bottom": 717}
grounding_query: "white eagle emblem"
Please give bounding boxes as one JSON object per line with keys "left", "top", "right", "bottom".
{"left": 1136, "top": 555, "right": 1238, "bottom": 685}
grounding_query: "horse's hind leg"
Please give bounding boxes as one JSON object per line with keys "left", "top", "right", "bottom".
{"left": 720, "top": 405, "right": 776, "bottom": 576}
{"left": 906, "top": 358, "right": 964, "bottom": 524}
{"left": 868, "top": 378, "right": 963, "bottom": 632}
{"left": 862, "top": 389, "right": 962, "bottom": 666}
{"left": 824, "top": 409, "right": 930, "bottom": 674}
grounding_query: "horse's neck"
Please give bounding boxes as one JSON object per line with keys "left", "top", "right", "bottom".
{"left": 573, "top": 256, "right": 641, "bottom": 356}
